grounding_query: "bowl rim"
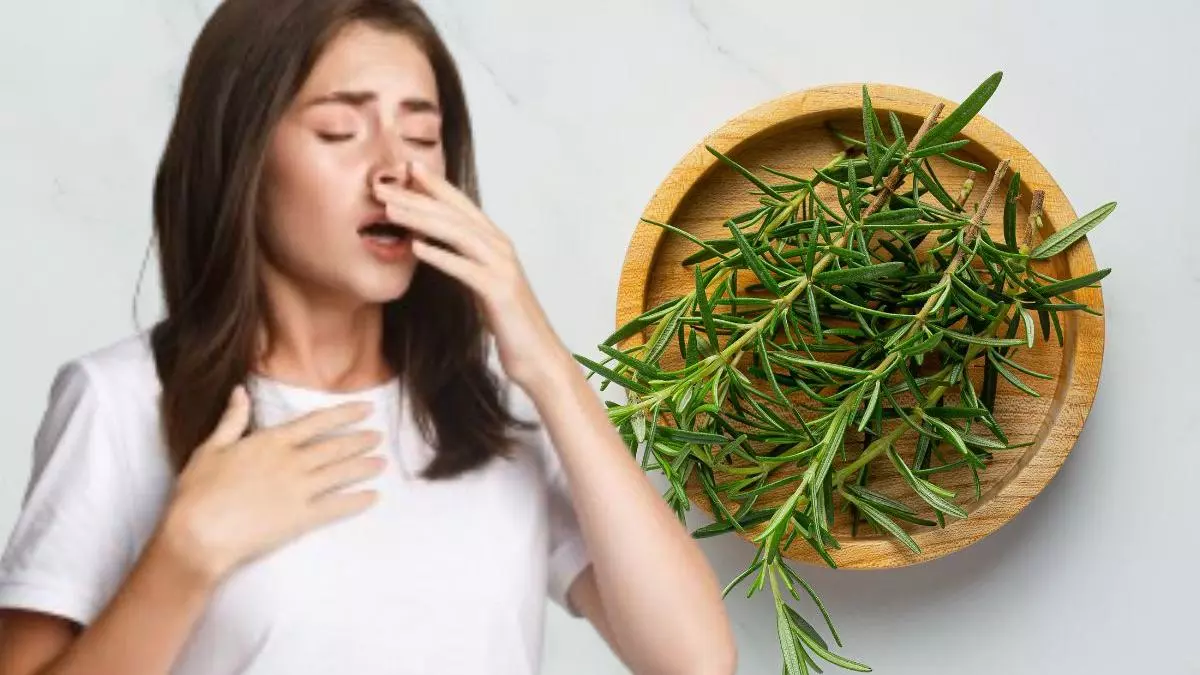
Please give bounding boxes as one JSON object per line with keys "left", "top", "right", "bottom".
{"left": 614, "top": 81, "right": 1107, "bottom": 569}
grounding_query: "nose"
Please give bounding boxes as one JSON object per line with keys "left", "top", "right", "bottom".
{"left": 369, "top": 139, "right": 413, "bottom": 192}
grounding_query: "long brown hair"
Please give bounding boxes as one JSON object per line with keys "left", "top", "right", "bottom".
{"left": 149, "top": 0, "right": 536, "bottom": 480}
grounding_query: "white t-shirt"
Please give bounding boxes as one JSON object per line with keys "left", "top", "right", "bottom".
{"left": 0, "top": 331, "right": 593, "bottom": 674}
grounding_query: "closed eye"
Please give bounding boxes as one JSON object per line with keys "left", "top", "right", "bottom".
{"left": 316, "top": 133, "right": 436, "bottom": 147}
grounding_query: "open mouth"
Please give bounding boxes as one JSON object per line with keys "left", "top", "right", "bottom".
{"left": 358, "top": 220, "right": 413, "bottom": 244}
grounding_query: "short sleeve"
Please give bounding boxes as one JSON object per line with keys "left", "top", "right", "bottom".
{"left": 541, "top": 425, "right": 593, "bottom": 619}
{"left": 0, "top": 359, "right": 135, "bottom": 627}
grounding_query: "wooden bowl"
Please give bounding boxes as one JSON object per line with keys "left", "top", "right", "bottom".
{"left": 613, "top": 83, "right": 1105, "bottom": 569}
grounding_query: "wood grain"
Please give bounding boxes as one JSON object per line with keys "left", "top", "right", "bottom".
{"left": 613, "top": 83, "right": 1105, "bottom": 569}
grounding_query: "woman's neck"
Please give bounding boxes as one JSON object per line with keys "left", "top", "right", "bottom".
{"left": 253, "top": 280, "right": 394, "bottom": 393}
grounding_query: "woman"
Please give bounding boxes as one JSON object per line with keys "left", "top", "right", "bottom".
{"left": 0, "top": 1, "right": 736, "bottom": 674}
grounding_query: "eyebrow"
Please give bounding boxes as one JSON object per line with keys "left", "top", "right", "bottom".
{"left": 302, "top": 90, "right": 441, "bottom": 116}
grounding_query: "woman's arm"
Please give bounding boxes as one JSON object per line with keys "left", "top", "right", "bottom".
{"left": 376, "top": 160, "right": 736, "bottom": 673}
{"left": 0, "top": 518, "right": 219, "bottom": 675}
{"left": 525, "top": 348, "right": 738, "bottom": 675}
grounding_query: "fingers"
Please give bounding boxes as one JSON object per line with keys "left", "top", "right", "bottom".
{"left": 200, "top": 385, "right": 252, "bottom": 451}
{"left": 307, "top": 489, "right": 380, "bottom": 527}
{"left": 374, "top": 180, "right": 479, "bottom": 232}
{"left": 410, "top": 235, "right": 487, "bottom": 291}
{"left": 376, "top": 187, "right": 498, "bottom": 265}
{"left": 274, "top": 400, "right": 375, "bottom": 446}
{"left": 296, "top": 429, "right": 383, "bottom": 472}
{"left": 408, "top": 159, "right": 480, "bottom": 218}
{"left": 306, "top": 454, "right": 387, "bottom": 498}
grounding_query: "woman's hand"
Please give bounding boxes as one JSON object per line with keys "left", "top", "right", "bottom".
{"left": 372, "top": 160, "right": 569, "bottom": 391}
{"left": 158, "top": 386, "right": 386, "bottom": 584}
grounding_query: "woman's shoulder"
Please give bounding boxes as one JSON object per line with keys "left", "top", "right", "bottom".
{"left": 41, "top": 330, "right": 163, "bottom": 442}
{"left": 58, "top": 329, "right": 160, "bottom": 398}
{"left": 31, "top": 330, "right": 171, "bottom": 492}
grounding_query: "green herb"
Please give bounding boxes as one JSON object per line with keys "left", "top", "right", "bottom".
{"left": 574, "top": 72, "right": 1114, "bottom": 673}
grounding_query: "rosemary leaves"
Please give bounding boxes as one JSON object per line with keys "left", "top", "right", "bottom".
{"left": 576, "top": 71, "right": 1115, "bottom": 673}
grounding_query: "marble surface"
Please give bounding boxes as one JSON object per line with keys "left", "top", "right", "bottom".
{"left": 1, "top": 1, "right": 1197, "bottom": 673}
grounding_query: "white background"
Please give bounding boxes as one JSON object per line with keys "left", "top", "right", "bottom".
{"left": 2, "top": 1, "right": 1196, "bottom": 673}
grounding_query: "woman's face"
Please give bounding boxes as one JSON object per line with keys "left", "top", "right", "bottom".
{"left": 259, "top": 22, "right": 447, "bottom": 307}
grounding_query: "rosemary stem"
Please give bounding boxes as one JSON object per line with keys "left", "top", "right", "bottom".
{"left": 738, "top": 160, "right": 1018, "bottom": 554}
{"left": 758, "top": 153, "right": 846, "bottom": 243}
{"left": 639, "top": 115, "right": 1011, "bottom": 521}
{"left": 823, "top": 160, "right": 1011, "bottom": 487}
{"left": 633, "top": 104, "right": 953, "bottom": 505}
{"left": 694, "top": 105, "right": 948, "bottom": 392}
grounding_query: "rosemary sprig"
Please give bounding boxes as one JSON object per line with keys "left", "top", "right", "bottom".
{"left": 576, "top": 72, "right": 1115, "bottom": 673}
